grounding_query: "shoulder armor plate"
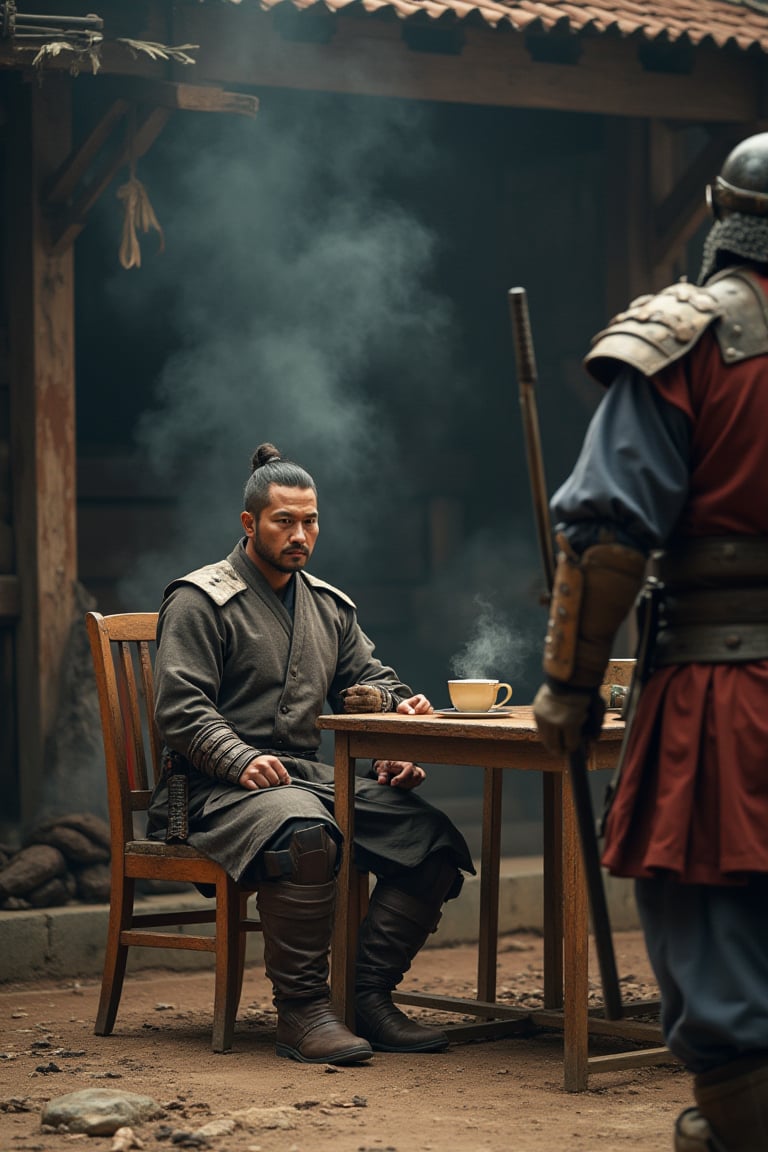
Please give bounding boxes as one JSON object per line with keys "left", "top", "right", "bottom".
{"left": 584, "top": 279, "right": 722, "bottom": 386}
{"left": 302, "top": 571, "right": 356, "bottom": 609}
{"left": 705, "top": 267, "right": 768, "bottom": 364}
{"left": 173, "top": 561, "right": 247, "bottom": 606}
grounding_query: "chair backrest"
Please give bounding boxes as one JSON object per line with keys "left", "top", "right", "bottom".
{"left": 85, "top": 611, "right": 162, "bottom": 847}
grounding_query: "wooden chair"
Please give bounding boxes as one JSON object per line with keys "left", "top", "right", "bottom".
{"left": 85, "top": 610, "right": 262, "bottom": 1052}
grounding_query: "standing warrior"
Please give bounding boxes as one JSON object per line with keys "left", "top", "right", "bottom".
{"left": 148, "top": 443, "right": 473, "bottom": 1065}
{"left": 533, "top": 134, "right": 768, "bottom": 1151}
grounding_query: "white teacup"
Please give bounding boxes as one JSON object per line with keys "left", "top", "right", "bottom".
{"left": 448, "top": 679, "right": 513, "bottom": 712}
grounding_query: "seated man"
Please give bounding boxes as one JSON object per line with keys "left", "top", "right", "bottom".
{"left": 149, "top": 442, "right": 473, "bottom": 1065}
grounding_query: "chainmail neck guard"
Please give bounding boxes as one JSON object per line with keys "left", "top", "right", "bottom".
{"left": 699, "top": 214, "right": 768, "bottom": 283}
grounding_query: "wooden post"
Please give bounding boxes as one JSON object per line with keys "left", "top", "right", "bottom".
{"left": 604, "top": 117, "right": 724, "bottom": 310}
{"left": 648, "top": 119, "right": 685, "bottom": 289}
{"left": 603, "top": 117, "right": 653, "bottom": 318}
{"left": 6, "top": 73, "right": 76, "bottom": 827}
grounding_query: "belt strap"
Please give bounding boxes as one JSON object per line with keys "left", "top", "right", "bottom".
{"left": 664, "top": 587, "right": 768, "bottom": 624}
{"left": 655, "top": 623, "right": 768, "bottom": 665}
{"left": 656, "top": 536, "right": 768, "bottom": 587}
{"left": 652, "top": 537, "right": 768, "bottom": 664}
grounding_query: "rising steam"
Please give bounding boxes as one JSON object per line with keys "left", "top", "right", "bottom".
{"left": 450, "top": 594, "right": 533, "bottom": 682}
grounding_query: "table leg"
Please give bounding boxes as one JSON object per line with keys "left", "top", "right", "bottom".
{"left": 477, "top": 766, "right": 502, "bottom": 1004}
{"left": 331, "top": 733, "right": 360, "bottom": 1029}
{"left": 562, "top": 764, "right": 590, "bottom": 1092}
{"left": 542, "top": 771, "right": 563, "bottom": 1009}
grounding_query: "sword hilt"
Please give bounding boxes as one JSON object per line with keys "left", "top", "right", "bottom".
{"left": 509, "top": 286, "right": 538, "bottom": 388}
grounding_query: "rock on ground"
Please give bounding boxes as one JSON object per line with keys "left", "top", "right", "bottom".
{"left": 0, "top": 931, "right": 691, "bottom": 1152}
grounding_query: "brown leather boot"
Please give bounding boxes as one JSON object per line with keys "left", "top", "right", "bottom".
{"left": 355, "top": 884, "right": 449, "bottom": 1053}
{"left": 691, "top": 1057, "right": 768, "bottom": 1152}
{"left": 258, "top": 826, "right": 372, "bottom": 1066}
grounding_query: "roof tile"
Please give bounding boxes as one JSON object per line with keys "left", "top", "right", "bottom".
{"left": 256, "top": 0, "right": 768, "bottom": 53}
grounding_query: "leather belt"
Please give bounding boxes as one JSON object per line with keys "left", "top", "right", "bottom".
{"left": 652, "top": 536, "right": 768, "bottom": 665}
{"left": 655, "top": 623, "right": 768, "bottom": 665}
{"left": 655, "top": 536, "right": 768, "bottom": 586}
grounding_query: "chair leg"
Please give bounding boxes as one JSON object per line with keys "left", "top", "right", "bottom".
{"left": 211, "top": 876, "right": 245, "bottom": 1052}
{"left": 234, "top": 890, "right": 250, "bottom": 1008}
{"left": 95, "top": 876, "right": 134, "bottom": 1036}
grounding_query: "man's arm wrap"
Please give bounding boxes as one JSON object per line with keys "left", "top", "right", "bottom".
{"left": 543, "top": 533, "right": 646, "bottom": 689}
{"left": 188, "top": 721, "right": 261, "bottom": 783}
{"left": 379, "top": 686, "right": 398, "bottom": 711}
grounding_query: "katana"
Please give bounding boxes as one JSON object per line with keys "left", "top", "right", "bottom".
{"left": 509, "top": 285, "right": 623, "bottom": 1021}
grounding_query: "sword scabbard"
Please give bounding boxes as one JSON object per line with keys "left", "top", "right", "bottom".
{"left": 163, "top": 748, "right": 190, "bottom": 844}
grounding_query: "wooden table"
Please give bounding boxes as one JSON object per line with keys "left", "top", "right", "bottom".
{"left": 317, "top": 705, "right": 667, "bottom": 1091}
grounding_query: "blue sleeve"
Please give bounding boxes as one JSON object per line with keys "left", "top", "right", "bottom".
{"left": 550, "top": 365, "right": 691, "bottom": 554}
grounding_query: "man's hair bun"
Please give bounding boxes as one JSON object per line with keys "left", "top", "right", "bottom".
{"left": 251, "top": 443, "right": 282, "bottom": 472}
{"left": 243, "top": 443, "right": 316, "bottom": 515}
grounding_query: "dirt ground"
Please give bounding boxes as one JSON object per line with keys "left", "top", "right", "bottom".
{"left": 0, "top": 930, "right": 692, "bottom": 1152}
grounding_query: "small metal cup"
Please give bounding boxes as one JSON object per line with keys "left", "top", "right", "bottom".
{"left": 600, "top": 658, "right": 635, "bottom": 712}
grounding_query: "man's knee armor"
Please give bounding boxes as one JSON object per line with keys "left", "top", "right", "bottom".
{"left": 262, "top": 823, "right": 338, "bottom": 884}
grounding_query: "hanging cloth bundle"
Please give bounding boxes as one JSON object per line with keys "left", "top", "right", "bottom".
{"left": 116, "top": 109, "right": 165, "bottom": 269}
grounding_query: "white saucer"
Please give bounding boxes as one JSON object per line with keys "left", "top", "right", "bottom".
{"left": 434, "top": 707, "right": 515, "bottom": 719}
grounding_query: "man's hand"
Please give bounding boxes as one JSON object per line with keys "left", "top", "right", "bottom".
{"left": 373, "top": 760, "right": 426, "bottom": 789}
{"left": 239, "top": 755, "right": 292, "bottom": 791}
{"left": 396, "top": 694, "right": 433, "bottom": 715}
{"left": 533, "top": 683, "right": 605, "bottom": 757}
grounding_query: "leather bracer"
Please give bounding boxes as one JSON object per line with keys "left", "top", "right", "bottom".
{"left": 543, "top": 534, "right": 646, "bottom": 689}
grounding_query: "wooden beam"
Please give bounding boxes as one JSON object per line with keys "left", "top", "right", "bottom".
{"left": 603, "top": 117, "right": 652, "bottom": 317}
{"left": 0, "top": 0, "right": 174, "bottom": 78}
{"left": 652, "top": 125, "right": 748, "bottom": 269}
{"left": 172, "top": 6, "right": 761, "bottom": 124}
{"left": 106, "top": 77, "right": 259, "bottom": 118}
{"left": 7, "top": 72, "right": 77, "bottom": 825}
{"left": 0, "top": 11, "right": 761, "bottom": 122}
{"left": 44, "top": 78, "right": 256, "bottom": 253}
{"left": 0, "top": 40, "right": 167, "bottom": 80}
{"left": 49, "top": 104, "right": 171, "bottom": 255}
{"left": 648, "top": 120, "right": 690, "bottom": 288}
{"left": 46, "top": 98, "right": 131, "bottom": 206}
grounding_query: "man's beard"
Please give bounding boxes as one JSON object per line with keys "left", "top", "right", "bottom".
{"left": 251, "top": 532, "right": 309, "bottom": 574}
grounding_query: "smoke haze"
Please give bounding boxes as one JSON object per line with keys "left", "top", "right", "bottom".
{"left": 106, "top": 95, "right": 459, "bottom": 607}
{"left": 67, "top": 91, "right": 623, "bottom": 840}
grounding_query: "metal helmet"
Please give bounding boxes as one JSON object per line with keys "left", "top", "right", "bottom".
{"left": 706, "top": 133, "right": 768, "bottom": 221}
{"left": 699, "top": 133, "right": 768, "bottom": 283}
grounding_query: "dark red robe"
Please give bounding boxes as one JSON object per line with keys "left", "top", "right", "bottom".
{"left": 602, "top": 271, "right": 768, "bottom": 884}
